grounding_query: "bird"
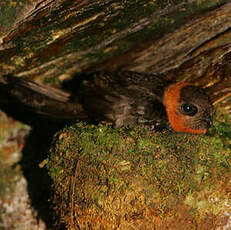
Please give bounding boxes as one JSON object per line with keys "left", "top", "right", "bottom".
{"left": 0, "top": 71, "right": 214, "bottom": 134}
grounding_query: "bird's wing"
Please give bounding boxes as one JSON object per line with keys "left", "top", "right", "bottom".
{"left": 3, "top": 75, "right": 87, "bottom": 120}
{"left": 5, "top": 75, "right": 70, "bottom": 102}
{"left": 79, "top": 71, "right": 169, "bottom": 128}
{"left": 3, "top": 71, "right": 171, "bottom": 127}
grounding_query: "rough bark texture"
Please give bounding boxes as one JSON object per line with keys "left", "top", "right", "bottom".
{"left": 0, "top": 0, "right": 231, "bottom": 108}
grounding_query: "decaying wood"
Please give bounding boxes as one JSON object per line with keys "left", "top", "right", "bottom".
{"left": 0, "top": 0, "right": 231, "bottom": 105}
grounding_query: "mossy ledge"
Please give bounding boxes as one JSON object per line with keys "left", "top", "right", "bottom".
{"left": 47, "top": 108, "right": 231, "bottom": 229}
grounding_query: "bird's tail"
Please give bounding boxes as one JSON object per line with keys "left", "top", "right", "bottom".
{"left": 1, "top": 75, "right": 87, "bottom": 121}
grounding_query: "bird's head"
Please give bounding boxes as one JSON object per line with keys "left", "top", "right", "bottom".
{"left": 164, "top": 83, "right": 214, "bottom": 134}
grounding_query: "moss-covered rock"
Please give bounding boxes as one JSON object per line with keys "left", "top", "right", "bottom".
{"left": 47, "top": 107, "right": 231, "bottom": 229}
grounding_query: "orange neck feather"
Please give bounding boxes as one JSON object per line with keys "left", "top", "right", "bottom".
{"left": 163, "top": 83, "right": 206, "bottom": 134}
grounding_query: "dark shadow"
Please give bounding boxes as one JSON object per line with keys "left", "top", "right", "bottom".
{"left": 0, "top": 82, "right": 70, "bottom": 228}
{"left": 20, "top": 125, "right": 55, "bottom": 229}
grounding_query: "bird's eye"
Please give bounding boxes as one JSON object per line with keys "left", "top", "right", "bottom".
{"left": 181, "top": 104, "right": 198, "bottom": 116}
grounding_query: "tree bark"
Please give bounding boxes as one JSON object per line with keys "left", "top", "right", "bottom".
{"left": 0, "top": 0, "right": 231, "bottom": 110}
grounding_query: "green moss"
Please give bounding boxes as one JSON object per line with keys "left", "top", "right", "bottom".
{"left": 47, "top": 107, "right": 231, "bottom": 228}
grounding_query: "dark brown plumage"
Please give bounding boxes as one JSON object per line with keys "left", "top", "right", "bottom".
{"left": 2, "top": 71, "right": 214, "bottom": 133}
